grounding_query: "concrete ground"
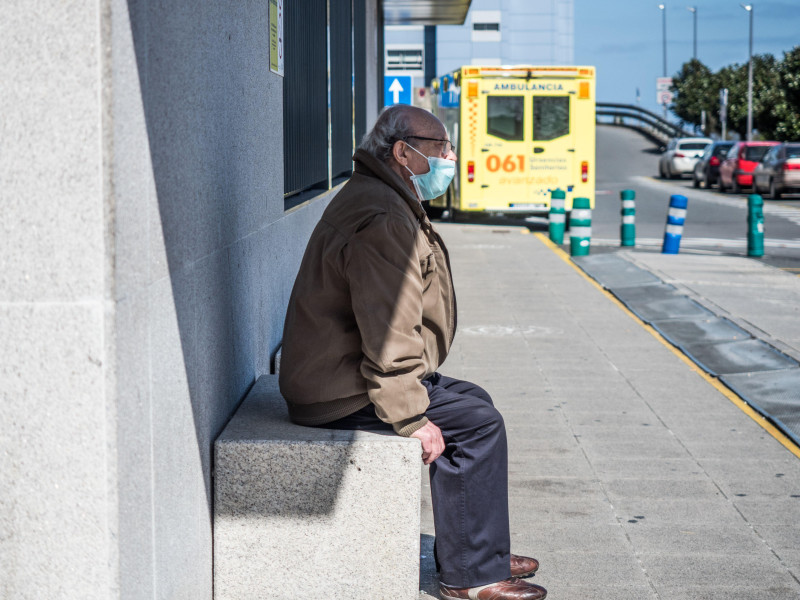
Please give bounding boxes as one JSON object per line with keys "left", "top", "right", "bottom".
{"left": 419, "top": 223, "right": 800, "bottom": 600}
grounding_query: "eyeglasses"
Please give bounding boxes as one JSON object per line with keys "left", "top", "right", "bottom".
{"left": 403, "top": 135, "right": 453, "bottom": 155}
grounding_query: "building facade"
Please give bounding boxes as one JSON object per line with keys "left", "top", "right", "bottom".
{"left": 385, "top": 0, "right": 574, "bottom": 91}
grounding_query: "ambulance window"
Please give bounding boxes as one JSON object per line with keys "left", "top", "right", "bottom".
{"left": 487, "top": 96, "right": 524, "bottom": 141}
{"left": 533, "top": 96, "right": 570, "bottom": 141}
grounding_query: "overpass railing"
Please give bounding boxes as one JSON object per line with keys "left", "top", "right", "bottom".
{"left": 596, "top": 102, "right": 695, "bottom": 146}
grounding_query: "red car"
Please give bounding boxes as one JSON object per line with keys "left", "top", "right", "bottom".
{"left": 719, "top": 141, "right": 779, "bottom": 193}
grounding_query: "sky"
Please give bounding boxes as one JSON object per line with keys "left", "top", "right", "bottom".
{"left": 574, "top": 0, "right": 800, "bottom": 115}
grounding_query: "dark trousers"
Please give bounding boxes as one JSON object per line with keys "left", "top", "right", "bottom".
{"left": 321, "top": 373, "right": 511, "bottom": 588}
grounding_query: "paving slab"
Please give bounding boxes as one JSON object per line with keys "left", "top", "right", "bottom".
{"left": 417, "top": 224, "right": 800, "bottom": 599}
{"left": 681, "top": 339, "right": 799, "bottom": 376}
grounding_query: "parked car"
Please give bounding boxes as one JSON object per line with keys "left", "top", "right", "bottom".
{"left": 659, "top": 137, "right": 712, "bottom": 179}
{"left": 718, "top": 141, "right": 779, "bottom": 193}
{"left": 753, "top": 143, "right": 800, "bottom": 199}
{"left": 692, "top": 141, "right": 734, "bottom": 188}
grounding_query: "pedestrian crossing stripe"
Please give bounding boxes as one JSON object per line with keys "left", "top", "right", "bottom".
{"left": 591, "top": 237, "right": 800, "bottom": 250}
{"left": 636, "top": 176, "right": 800, "bottom": 227}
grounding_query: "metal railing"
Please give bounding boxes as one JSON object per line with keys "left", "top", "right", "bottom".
{"left": 596, "top": 102, "right": 694, "bottom": 146}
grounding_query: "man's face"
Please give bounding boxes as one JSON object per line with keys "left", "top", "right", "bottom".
{"left": 403, "top": 123, "right": 457, "bottom": 176}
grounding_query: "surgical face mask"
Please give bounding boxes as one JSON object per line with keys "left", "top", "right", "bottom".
{"left": 404, "top": 143, "right": 456, "bottom": 201}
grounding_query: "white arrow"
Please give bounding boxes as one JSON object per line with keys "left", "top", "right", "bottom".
{"left": 388, "top": 78, "right": 404, "bottom": 104}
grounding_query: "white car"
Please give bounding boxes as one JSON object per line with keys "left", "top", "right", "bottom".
{"left": 659, "top": 137, "right": 712, "bottom": 179}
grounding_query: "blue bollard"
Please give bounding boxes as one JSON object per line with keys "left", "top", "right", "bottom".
{"left": 662, "top": 194, "right": 688, "bottom": 254}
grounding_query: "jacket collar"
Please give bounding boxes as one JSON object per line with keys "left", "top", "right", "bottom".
{"left": 352, "top": 149, "right": 428, "bottom": 222}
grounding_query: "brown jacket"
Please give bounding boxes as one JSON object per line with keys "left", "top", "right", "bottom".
{"left": 279, "top": 149, "right": 457, "bottom": 436}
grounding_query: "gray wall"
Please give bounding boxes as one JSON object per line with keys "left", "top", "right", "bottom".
{"left": 0, "top": 0, "right": 364, "bottom": 598}
{"left": 1, "top": 1, "right": 110, "bottom": 596}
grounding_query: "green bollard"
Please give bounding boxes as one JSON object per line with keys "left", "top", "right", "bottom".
{"left": 620, "top": 190, "right": 636, "bottom": 247}
{"left": 548, "top": 189, "right": 566, "bottom": 244}
{"left": 570, "top": 197, "right": 592, "bottom": 256}
{"left": 747, "top": 194, "right": 764, "bottom": 257}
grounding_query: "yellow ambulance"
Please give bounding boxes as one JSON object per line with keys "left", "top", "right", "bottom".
{"left": 430, "top": 65, "right": 596, "bottom": 219}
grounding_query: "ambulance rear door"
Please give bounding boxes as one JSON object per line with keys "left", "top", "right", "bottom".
{"left": 473, "top": 82, "right": 530, "bottom": 211}
{"left": 528, "top": 90, "right": 574, "bottom": 208}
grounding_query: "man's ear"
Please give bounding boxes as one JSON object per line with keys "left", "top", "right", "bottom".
{"left": 392, "top": 140, "right": 409, "bottom": 166}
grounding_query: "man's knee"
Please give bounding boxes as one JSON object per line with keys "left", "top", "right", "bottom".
{"left": 470, "top": 402, "right": 506, "bottom": 437}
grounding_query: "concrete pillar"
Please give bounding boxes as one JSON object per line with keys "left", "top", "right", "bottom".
{"left": 0, "top": 2, "right": 112, "bottom": 597}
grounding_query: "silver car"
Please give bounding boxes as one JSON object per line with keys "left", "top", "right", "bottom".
{"left": 659, "top": 137, "right": 712, "bottom": 179}
{"left": 753, "top": 143, "right": 800, "bottom": 199}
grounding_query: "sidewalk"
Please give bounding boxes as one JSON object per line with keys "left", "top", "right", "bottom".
{"left": 419, "top": 223, "right": 800, "bottom": 600}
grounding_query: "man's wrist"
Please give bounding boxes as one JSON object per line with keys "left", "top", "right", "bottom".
{"left": 393, "top": 415, "right": 429, "bottom": 437}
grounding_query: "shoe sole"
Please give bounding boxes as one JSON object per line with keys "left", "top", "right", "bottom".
{"left": 440, "top": 587, "right": 546, "bottom": 600}
{"left": 515, "top": 569, "right": 538, "bottom": 578}
{"left": 513, "top": 563, "right": 539, "bottom": 578}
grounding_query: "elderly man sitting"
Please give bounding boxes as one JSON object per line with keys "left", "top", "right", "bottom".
{"left": 279, "top": 104, "right": 547, "bottom": 600}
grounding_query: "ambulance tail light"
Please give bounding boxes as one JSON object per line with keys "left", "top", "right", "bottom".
{"left": 783, "top": 162, "right": 800, "bottom": 171}
{"left": 467, "top": 161, "right": 475, "bottom": 182}
{"left": 581, "top": 161, "right": 589, "bottom": 183}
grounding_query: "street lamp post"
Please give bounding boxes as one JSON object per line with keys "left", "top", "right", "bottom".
{"left": 687, "top": 7, "right": 697, "bottom": 60}
{"left": 659, "top": 4, "right": 667, "bottom": 117}
{"left": 659, "top": 4, "right": 667, "bottom": 77}
{"left": 741, "top": 3, "right": 753, "bottom": 141}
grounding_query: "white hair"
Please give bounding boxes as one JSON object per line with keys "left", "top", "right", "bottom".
{"left": 358, "top": 105, "right": 417, "bottom": 161}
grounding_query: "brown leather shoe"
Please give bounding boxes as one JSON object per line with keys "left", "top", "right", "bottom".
{"left": 510, "top": 554, "right": 539, "bottom": 577}
{"left": 440, "top": 577, "right": 547, "bottom": 600}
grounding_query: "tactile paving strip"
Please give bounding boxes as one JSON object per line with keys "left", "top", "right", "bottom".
{"left": 681, "top": 339, "right": 799, "bottom": 376}
{"left": 573, "top": 254, "right": 661, "bottom": 289}
{"left": 611, "top": 283, "right": 679, "bottom": 304}
{"left": 651, "top": 316, "right": 751, "bottom": 349}
{"left": 721, "top": 370, "right": 800, "bottom": 445}
{"left": 624, "top": 295, "right": 714, "bottom": 322}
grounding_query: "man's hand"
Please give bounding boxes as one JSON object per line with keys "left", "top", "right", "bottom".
{"left": 410, "top": 420, "right": 445, "bottom": 464}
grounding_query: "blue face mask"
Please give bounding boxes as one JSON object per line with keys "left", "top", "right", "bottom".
{"left": 404, "top": 143, "right": 456, "bottom": 201}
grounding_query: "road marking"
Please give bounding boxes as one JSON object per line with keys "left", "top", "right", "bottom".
{"left": 765, "top": 207, "right": 800, "bottom": 228}
{"left": 534, "top": 232, "right": 800, "bottom": 460}
{"left": 634, "top": 175, "right": 800, "bottom": 228}
{"left": 591, "top": 237, "right": 800, "bottom": 250}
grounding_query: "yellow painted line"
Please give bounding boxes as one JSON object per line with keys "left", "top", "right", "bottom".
{"left": 534, "top": 232, "right": 800, "bottom": 460}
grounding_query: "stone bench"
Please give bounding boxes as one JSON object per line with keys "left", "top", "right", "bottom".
{"left": 213, "top": 374, "right": 422, "bottom": 600}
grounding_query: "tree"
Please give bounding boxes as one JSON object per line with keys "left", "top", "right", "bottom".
{"left": 774, "top": 47, "right": 800, "bottom": 140}
{"left": 745, "top": 54, "right": 783, "bottom": 139}
{"left": 672, "top": 47, "right": 800, "bottom": 140}
{"left": 670, "top": 59, "right": 717, "bottom": 134}
{"left": 714, "top": 63, "right": 747, "bottom": 138}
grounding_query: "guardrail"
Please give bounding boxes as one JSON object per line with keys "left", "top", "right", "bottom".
{"left": 596, "top": 102, "right": 695, "bottom": 146}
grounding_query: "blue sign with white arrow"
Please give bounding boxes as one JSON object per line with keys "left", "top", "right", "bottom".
{"left": 384, "top": 75, "right": 412, "bottom": 106}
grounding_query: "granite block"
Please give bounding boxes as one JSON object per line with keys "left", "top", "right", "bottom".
{"left": 214, "top": 375, "right": 421, "bottom": 600}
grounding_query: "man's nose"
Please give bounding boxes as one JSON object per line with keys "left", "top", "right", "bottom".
{"left": 445, "top": 148, "right": 457, "bottom": 161}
